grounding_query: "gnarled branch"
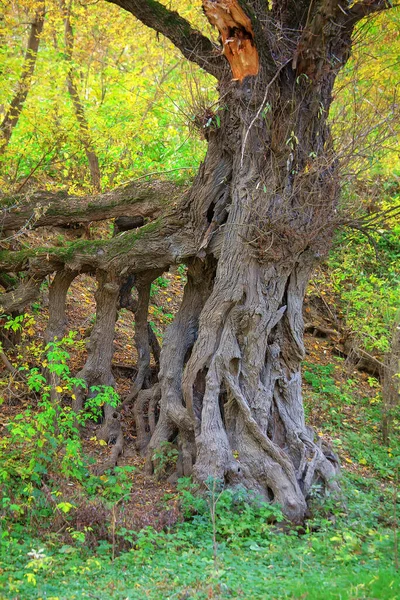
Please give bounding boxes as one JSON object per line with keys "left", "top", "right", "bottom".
{"left": 0, "top": 263, "right": 53, "bottom": 313}
{"left": 0, "top": 179, "right": 178, "bottom": 231}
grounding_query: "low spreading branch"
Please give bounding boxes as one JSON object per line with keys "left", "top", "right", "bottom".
{"left": 0, "top": 179, "right": 179, "bottom": 232}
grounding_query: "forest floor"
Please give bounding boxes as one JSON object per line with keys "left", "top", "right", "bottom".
{"left": 0, "top": 269, "right": 398, "bottom": 599}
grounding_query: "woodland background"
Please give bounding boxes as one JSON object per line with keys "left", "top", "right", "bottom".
{"left": 0, "top": 1, "right": 399, "bottom": 598}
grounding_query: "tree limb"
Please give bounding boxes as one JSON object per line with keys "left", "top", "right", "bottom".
{"left": 0, "top": 207, "right": 197, "bottom": 277}
{"left": 0, "top": 179, "right": 178, "bottom": 231}
{"left": 106, "top": 0, "right": 228, "bottom": 80}
{"left": 0, "top": 263, "right": 54, "bottom": 313}
{"left": 346, "top": 0, "right": 398, "bottom": 24}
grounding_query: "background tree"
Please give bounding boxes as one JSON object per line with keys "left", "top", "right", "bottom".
{"left": 62, "top": 0, "right": 101, "bottom": 191}
{"left": 0, "top": 0, "right": 45, "bottom": 153}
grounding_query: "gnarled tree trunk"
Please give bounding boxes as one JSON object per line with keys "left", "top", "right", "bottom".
{"left": 147, "top": 75, "right": 342, "bottom": 520}
{"left": 126, "top": 0, "right": 379, "bottom": 522}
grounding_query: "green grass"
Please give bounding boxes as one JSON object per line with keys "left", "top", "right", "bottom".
{"left": 1, "top": 471, "right": 398, "bottom": 599}
{"left": 303, "top": 359, "right": 400, "bottom": 480}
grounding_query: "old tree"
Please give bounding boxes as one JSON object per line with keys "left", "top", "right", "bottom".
{"left": 1, "top": 0, "right": 396, "bottom": 522}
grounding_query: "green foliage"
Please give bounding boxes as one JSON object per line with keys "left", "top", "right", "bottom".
{"left": 0, "top": 328, "right": 129, "bottom": 539}
{"left": 303, "top": 360, "right": 400, "bottom": 479}
{"left": 177, "top": 263, "right": 187, "bottom": 280}
{"left": 303, "top": 362, "right": 338, "bottom": 395}
{"left": 178, "top": 477, "right": 284, "bottom": 545}
{"left": 0, "top": 0, "right": 212, "bottom": 192}
{"left": 97, "top": 466, "right": 135, "bottom": 505}
{"left": 152, "top": 441, "right": 179, "bottom": 478}
{"left": 1, "top": 471, "right": 398, "bottom": 599}
{"left": 150, "top": 275, "right": 169, "bottom": 297}
{"left": 85, "top": 385, "right": 120, "bottom": 421}
{"left": 329, "top": 227, "right": 400, "bottom": 353}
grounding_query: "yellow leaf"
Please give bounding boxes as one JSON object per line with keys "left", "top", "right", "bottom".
{"left": 56, "top": 386, "right": 63, "bottom": 393}
{"left": 25, "top": 573, "right": 37, "bottom": 585}
{"left": 344, "top": 457, "right": 353, "bottom": 464}
{"left": 359, "top": 458, "right": 367, "bottom": 465}
{"left": 98, "top": 439, "right": 107, "bottom": 446}
{"left": 71, "top": 394, "right": 76, "bottom": 400}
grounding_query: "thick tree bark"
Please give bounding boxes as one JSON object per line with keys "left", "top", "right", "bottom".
{"left": 142, "top": 0, "right": 377, "bottom": 521}
{"left": 0, "top": 1, "right": 45, "bottom": 152}
{"left": 72, "top": 270, "right": 119, "bottom": 416}
{"left": 44, "top": 269, "right": 78, "bottom": 344}
{"left": 145, "top": 257, "right": 217, "bottom": 474}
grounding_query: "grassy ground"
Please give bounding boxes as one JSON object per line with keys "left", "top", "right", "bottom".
{"left": 1, "top": 470, "right": 398, "bottom": 599}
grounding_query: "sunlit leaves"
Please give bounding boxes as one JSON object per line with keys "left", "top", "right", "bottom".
{"left": 0, "top": 0, "right": 213, "bottom": 191}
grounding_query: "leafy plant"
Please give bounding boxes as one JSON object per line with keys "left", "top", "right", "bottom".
{"left": 152, "top": 441, "right": 179, "bottom": 478}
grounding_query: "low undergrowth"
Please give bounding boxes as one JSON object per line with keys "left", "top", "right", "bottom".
{"left": 0, "top": 472, "right": 398, "bottom": 599}
{"left": 303, "top": 359, "right": 400, "bottom": 480}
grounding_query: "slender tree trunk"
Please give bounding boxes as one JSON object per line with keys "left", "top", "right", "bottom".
{"left": 0, "top": 1, "right": 45, "bottom": 153}
{"left": 382, "top": 314, "right": 400, "bottom": 444}
{"left": 63, "top": 0, "right": 101, "bottom": 191}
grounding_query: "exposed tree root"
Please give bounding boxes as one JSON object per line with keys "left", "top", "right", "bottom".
{"left": 145, "top": 257, "right": 217, "bottom": 474}
{"left": 72, "top": 270, "right": 119, "bottom": 414}
{"left": 124, "top": 269, "right": 163, "bottom": 403}
{"left": 44, "top": 269, "right": 78, "bottom": 344}
{"left": 134, "top": 384, "right": 161, "bottom": 455}
{"left": 95, "top": 411, "right": 124, "bottom": 475}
